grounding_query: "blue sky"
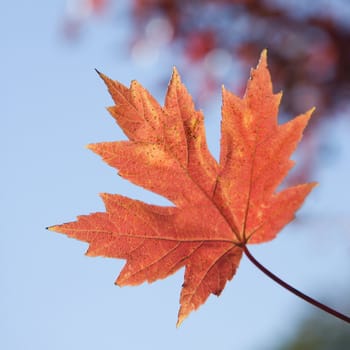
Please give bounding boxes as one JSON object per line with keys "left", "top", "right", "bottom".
{"left": 2, "top": 1, "right": 350, "bottom": 349}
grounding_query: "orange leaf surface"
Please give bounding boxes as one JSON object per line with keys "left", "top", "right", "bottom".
{"left": 49, "top": 50, "right": 316, "bottom": 326}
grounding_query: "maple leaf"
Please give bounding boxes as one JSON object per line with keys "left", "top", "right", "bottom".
{"left": 49, "top": 50, "right": 316, "bottom": 326}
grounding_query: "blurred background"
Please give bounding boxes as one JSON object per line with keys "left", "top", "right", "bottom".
{"left": 2, "top": 1, "right": 350, "bottom": 349}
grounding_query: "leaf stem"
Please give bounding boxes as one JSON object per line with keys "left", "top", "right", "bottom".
{"left": 242, "top": 245, "right": 350, "bottom": 324}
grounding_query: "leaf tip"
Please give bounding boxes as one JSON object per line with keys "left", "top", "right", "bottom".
{"left": 258, "top": 48, "right": 268, "bottom": 67}
{"left": 115, "top": 276, "right": 124, "bottom": 286}
{"left": 99, "top": 192, "right": 111, "bottom": 205}
{"left": 176, "top": 317, "right": 183, "bottom": 328}
{"left": 95, "top": 69, "right": 112, "bottom": 86}
{"left": 301, "top": 107, "right": 316, "bottom": 125}
{"left": 309, "top": 106, "right": 316, "bottom": 115}
{"left": 170, "top": 66, "right": 181, "bottom": 84}
{"left": 95, "top": 68, "right": 108, "bottom": 82}
{"left": 310, "top": 181, "right": 319, "bottom": 189}
{"left": 86, "top": 143, "right": 97, "bottom": 153}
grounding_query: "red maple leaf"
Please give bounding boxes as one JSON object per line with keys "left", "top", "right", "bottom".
{"left": 49, "top": 51, "right": 316, "bottom": 326}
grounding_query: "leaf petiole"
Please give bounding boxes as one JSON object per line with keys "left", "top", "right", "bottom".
{"left": 242, "top": 245, "right": 350, "bottom": 324}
